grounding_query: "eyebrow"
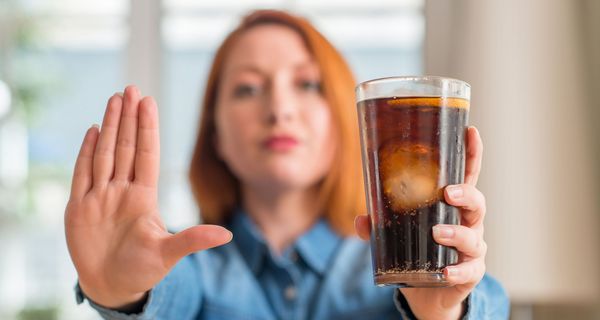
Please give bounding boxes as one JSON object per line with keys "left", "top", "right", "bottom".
{"left": 227, "top": 65, "right": 266, "bottom": 77}
{"left": 226, "top": 61, "right": 320, "bottom": 77}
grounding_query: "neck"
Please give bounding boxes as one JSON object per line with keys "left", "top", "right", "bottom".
{"left": 242, "top": 185, "right": 321, "bottom": 254}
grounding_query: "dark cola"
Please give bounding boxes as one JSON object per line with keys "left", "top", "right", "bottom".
{"left": 357, "top": 96, "right": 468, "bottom": 287}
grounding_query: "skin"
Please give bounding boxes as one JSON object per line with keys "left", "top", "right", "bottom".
{"left": 65, "top": 87, "right": 233, "bottom": 309}
{"left": 65, "top": 24, "right": 488, "bottom": 319}
{"left": 214, "top": 25, "right": 336, "bottom": 253}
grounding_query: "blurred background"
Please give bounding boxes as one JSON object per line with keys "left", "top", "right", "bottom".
{"left": 0, "top": 0, "right": 597, "bottom": 319}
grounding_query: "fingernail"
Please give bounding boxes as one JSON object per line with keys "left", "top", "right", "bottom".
{"left": 446, "top": 185, "right": 463, "bottom": 199}
{"left": 433, "top": 225, "right": 454, "bottom": 239}
{"left": 115, "top": 92, "right": 124, "bottom": 97}
{"left": 91, "top": 123, "right": 100, "bottom": 129}
{"left": 445, "top": 266, "right": 459, "bottom": 278}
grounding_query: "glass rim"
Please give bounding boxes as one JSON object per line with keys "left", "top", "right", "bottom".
{"left": 355, "top": 75, "right": 471, "bottom": 91}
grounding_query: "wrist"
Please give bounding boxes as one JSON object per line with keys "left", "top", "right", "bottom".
{"left": 413, "top": 303, "right": 464, "bottom": 320}
{"left": 399, "top": 288, "right": 467, "bottom": 320}
{"left": 79, "top": 280, "right": 147, "bottom": 311}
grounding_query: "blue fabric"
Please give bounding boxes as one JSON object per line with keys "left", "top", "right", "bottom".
{"left": 78, "top": 211, "right": 510, "bottom": 319}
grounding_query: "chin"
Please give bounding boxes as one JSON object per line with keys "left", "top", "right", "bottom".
{"left": 257, "top": 166, "right": 322, "bottom": 190}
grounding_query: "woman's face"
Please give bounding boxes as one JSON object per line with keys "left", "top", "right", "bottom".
{"left": 214, "top": 24, "right": 335, "bottom": 193}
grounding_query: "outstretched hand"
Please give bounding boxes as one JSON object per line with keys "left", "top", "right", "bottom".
{"left": 65, "top": 86, "right": 232, "bottom": 309}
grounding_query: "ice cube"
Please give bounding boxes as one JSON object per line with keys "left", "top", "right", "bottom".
{"left": 378, "top": 141, "right": 440, "bottom": 212}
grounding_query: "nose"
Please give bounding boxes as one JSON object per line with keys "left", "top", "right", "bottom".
{"left": 265, "top": 79, "right": 295, "bottom": 125}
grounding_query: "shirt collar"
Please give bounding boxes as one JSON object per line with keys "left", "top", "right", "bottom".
{"left": 294, "top": 218, "right": 341, "bottom": 275}
{"left": 229, "top": 209, "right": 342, "bottom": 276}
{"left": 229, "top": 210, "right": 269, "bottom": 275}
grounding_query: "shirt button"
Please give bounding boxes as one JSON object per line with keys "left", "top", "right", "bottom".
{"left": 284, "top": 285, "right": 297, "bottom": 300}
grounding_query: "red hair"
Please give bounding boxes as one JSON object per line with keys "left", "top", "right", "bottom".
{"left": 189, "top": 10, "right": 364, "bottom": 236}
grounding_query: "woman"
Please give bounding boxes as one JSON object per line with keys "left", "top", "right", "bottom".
{"left": 65, "top": 10, "right": 508, "bottom": 319}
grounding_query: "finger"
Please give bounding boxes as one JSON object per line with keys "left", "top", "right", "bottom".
{"left": 70, "top": 125, "right": 100, "bottom": 200}
{"left": 444, "top": 259, "right": 485, "bottom": 286}
{"left": 114, "top": 85, "right": 141, "bottom": 181}
{"left": 433, "top": 224, "right": 487, "bottom": 258}
{"left": 93, "top": 94, "right": 123, "bottom": 185}
{"left": 444, "top": 184, "right": 486, "bottom": 230}
{"left": 464, "top": 126, "right": 483, "bottom": 186}
{"left": 354, "top": 214, "right": 370, "bottom": 241}
{"left": 134, "top": 96, "right": 160, "bottom": 188}
{"left": 162, "top": 225, "right": 233, "bottom": 267}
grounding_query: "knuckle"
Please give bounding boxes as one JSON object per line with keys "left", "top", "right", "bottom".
{"left": 479, "top": 240, "right": 488, "bottom": 257}
{"left": 466, "top": 187, "right": 486, "bottom": 214}
{"left": 95, "top": 144, "right": 113, "bottom": 155}
{"left": 469, "top": 263, "right": 483, "bottom": 283}
{"left": 136, "top": 146, "right": 155, "bottom": 157}
{"left": 477, "top": 191, "right": 487, "bottom": 211}
{"left": 464, "top": 183, "right": 475, "bottom": 196}
{"left": 479, "top": 259, "right": 487, "bottom": 275}
{"left": 73, "top": 168, "right": 88, "bottom": 180}
{"left": 453, "top": 226, "right": 470, "bottom": 249}
{"left": 117, "top": 137, "right": 135, "bottom": 148}
{"left": 478, "top": 192, "right": 487, "bottom": 219}
{"left": 471, "top": 233, "right": 487, "bottom": 257}
{"left": 474, "top": 260, "right": 486, "bottom": 282}
{"left": 470, "top": 262, "right": 478, "bottom": 277}
{"left": 458, "top": 265, "right": 471, "bottom": 283}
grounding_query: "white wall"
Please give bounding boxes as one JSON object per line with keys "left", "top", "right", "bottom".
{"left": 425, "top": 0, "right": 600, "bottom": 304}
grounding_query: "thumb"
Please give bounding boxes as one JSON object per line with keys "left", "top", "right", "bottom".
{"left": 354, "top": 214, "right": 371, "bottom": 241}
{"left": 162, "top": 224, "right": 233, "bottom": 266}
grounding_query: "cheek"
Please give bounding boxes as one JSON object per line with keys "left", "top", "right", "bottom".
{"left": 307, "top": 105, "right": 337, "bottom": 170}
{"left": 215, "top": 105, "right": 257, "bottom": 169}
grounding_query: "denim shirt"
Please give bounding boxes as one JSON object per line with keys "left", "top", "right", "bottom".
{"left": 77, "top": 212, "right": 509, "bottom": 319}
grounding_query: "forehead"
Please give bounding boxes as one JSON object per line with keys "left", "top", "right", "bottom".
{"left": 223, "top": 24, "right": 316, "bottom": 74}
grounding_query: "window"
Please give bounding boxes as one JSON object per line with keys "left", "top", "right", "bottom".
{"left": 160, "top": 0, "right": 424, "bottom": 229}
{"left": 0, "top": 1, "right": 127, "bottom": 319}
{"left": 0, "top": 1, "right": 423, "bottom": 318}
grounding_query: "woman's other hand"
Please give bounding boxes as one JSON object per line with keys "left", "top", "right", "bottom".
{"left": 354, "top": 126, "right": 486, "bottom": 320}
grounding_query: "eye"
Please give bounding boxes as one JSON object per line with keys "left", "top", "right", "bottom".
{"left": 299, "top": 80, "right": 322, "bottom": 92}
{"left": 233, "top": 84, "right": 260, "bottom": 98}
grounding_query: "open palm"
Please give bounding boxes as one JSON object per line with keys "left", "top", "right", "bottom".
{"left": 65, "top": 86, "right": 232, "bottom": 308}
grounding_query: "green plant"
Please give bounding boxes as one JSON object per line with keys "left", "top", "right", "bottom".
{"left": 17, "top": 305, "right": 59, "bottom": 320}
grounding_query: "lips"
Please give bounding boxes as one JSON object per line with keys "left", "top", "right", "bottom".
{"left": 263, "top": 135, "right": 299, "bottom": 151}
